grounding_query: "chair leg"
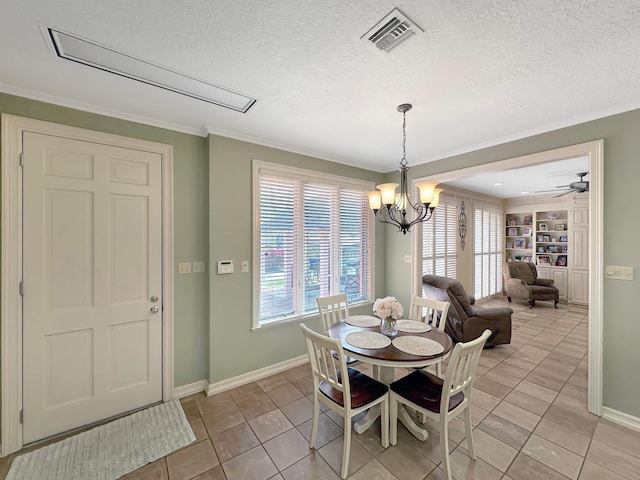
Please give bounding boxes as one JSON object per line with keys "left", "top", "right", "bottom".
{"left": 507, "top": 296, "right": 512, "bottom": 302}
{"left": 309, "top": 396, "right": 320, "bottom": 448}
{"left": 440, "top": 416, "right": 452, "bottom": 480}
{"left": 389, "top": 394, "right": 398, "bottom": 446}
{"left": 341, "top": 416, "right": 352, "bottom": 479}
{"left": 528, "top": 299, "right": 535, "bottom": 308}
{"left": 464, "top": 407, "right": 476, "bottom": 460}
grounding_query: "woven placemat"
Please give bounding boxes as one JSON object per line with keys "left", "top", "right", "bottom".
{"left": 345, "top": 331, "right": 391, "bottom": 349}
{"left": 396, "top": 319, "right": 431, "bottom": 333}
{"left": 392, "top": 336, "right": 444, "bottom": 356}
{"left": 345, "top": 315, "right": 381, "bottom": 327}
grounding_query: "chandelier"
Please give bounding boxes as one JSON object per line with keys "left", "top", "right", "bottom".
{"left": 367, "top": 103, "right": 442, "bottom": 235}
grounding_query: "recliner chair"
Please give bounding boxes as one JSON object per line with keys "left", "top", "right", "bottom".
{"left": 503, "top": 261, "right": 559, "bottom": 309}
{"left": 422, "top": 275, "right": 512, "bottom": 347}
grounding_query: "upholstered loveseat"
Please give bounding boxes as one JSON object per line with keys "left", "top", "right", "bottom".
{"left": 503, "top": 261, "right": 559, "bottom": 309}
{"left": 422, "top": 275, "right": 512, "bottom": 347}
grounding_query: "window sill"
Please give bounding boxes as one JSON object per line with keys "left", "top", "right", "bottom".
{"left": 252, "top": 299, "right": 373, "bottom": 331}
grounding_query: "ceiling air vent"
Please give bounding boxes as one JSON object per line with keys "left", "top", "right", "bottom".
{"left": 361, "top": 8, "right": 423, "bottom": 53}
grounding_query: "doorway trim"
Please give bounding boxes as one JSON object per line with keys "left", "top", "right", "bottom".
{"left": 411, "top": 139, "right": 603, "bottom": 416}
{"left": 1, "top": 114, "right": 175, "bottom": 456}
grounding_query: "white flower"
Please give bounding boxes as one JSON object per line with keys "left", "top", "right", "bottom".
{"left": 373, "top": 296, "right": 404, "bottom": 320}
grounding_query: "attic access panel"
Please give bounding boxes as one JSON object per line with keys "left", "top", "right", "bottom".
{"left": 46, "top": 27, "right": 256, "bottom": 113}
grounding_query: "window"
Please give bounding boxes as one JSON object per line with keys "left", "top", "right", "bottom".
{"left": 254, "top": 161, "right": 373, "bottom": 327}
{"left": 474, "top": 203, "right": 504, "bottom": 299}
{"left": 420, "top": 194, "right": 457, "bottom": 278}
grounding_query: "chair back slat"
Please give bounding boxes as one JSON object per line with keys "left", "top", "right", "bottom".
{"left": 407, "top": 295, "right": 450, "bottom": 330}
{"left": 316, "top": 294, "right": 350, "bottom": 332}
{"left": 441, "top": 330, "right": 491, "bottom": 406}
{"left": 300, "top": 323, "right": 349, "bottom": 400}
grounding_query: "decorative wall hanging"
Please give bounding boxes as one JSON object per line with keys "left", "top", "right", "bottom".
{"left": 458, "top": 201, "right": 467, "bottom": 250}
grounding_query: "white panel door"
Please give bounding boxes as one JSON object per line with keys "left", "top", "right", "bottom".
{"left": 22, "top": 132, "right": 163, "bottom": 443}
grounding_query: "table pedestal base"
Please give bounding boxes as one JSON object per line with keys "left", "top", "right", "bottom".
{"left": 353, "top": 365, "right": 428, "bottom": 441}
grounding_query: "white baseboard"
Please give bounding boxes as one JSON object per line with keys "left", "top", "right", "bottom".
{"left": 173, "top": 379, "right": 209, "bottom": 399}
{"left": 207, "top": 354, "right": 309, "bottom": 397}
{"left": 602, "top": 406, "right": 640, "bottom": 433}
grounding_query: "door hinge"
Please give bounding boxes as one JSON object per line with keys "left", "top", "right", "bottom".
{"left": 19, "top": 281, "right": 24, "bottom": 296}
{"left": 19, "top": 410, "right": 23, "bottom": 424}
{"left": 19, "top": 153, "right": 24, "bottom": 167}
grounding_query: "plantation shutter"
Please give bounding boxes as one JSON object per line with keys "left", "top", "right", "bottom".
{"left": 421, "top": 195, "right": 457, "bottom": 278}
{"left": 259, "top": 175, "right": 298, "bottom": 321}
{"left": 339, "top": 189, "right": 371, "bottom": 304}
{"left": 473, "top": 203, "right": 504, "bottom": 299}
{"left": 303, "top": 183, "right": 331, "bottom": 313}
{"left": 256, "top": 163, "right": 373, "bottom": 325}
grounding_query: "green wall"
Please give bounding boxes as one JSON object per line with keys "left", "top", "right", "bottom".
{"left": 208, "top": 135, "right": 386, "bottom": 382}
{"left": 384, "top": 108, "right": 640, "bottom": 418}
{"left": 0, "top": 92, "right": 210, "bottom": 387}
{"left": 4, "top": 89, "right": 639, "bottom": 420}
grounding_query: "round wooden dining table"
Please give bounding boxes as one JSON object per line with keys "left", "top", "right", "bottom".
{"left": 328, "top": 319, "right": 453, "bottom": 441}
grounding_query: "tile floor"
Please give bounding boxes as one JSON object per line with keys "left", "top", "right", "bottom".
{"left": 3, "top": 297, "right": 640, "bottom": 479}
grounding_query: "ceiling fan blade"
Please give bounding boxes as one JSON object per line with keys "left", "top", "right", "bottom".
{"left": 553, "top": 190, "right": 572, "bottom": 198}
{"left": 534, "top": 188, "right": 566, "bottom": 193}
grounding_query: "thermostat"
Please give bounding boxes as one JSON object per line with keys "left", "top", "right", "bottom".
{"left": 217, "top": 260, "right": 234, "bottom": 274}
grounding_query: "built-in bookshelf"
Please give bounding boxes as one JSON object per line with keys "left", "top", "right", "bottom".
{"left": 505, "top": 213, "right": 534, "bottom": 263}
{"left": 535, "top": 210, "right": 568, "bottom": 267}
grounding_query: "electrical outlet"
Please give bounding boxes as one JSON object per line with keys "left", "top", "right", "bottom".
{"left": 404, "top": 255, "right": 412, "bottom": 263}
{"left": 193, "top": 261, "right": 205, "bottom": 273}
{"left": 178, "top": 262, "right": 192, "bottom": 274}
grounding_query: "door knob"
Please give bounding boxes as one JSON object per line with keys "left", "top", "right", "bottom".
{"left": 150, "top": 306, "right": 159, "bottom": 313}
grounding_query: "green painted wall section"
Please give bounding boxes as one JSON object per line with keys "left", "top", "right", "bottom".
{"left": 208, "top": 135, "right": 386, "bottom": 383}
{"left": 0, "top": 92, "right": 210, "bottom": 387}
{"left": 5, "top": 89, "right": 639, "bottom": 420}
{"left": 383, "top": 108, "right": 640, "bottom": 418}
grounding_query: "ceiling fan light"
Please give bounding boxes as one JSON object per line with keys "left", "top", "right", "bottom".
{"left": 376, "top": 183, "right": 399, "bottom": 205}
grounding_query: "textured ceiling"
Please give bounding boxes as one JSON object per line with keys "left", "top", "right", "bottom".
{"left": 2, "top": 0, "right": 640, "bottom": 180}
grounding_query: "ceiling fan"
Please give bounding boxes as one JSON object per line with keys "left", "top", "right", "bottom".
{"left": 535, "top": 172, "right": 589, "bottom": 197}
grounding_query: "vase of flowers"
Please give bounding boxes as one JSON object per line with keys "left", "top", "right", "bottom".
{"left": 373, "top": 296, "right": 403, "bottom": 337}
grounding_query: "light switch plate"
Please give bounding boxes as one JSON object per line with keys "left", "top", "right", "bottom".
{"left": 193, "top": 261, "right": 205, "bottom": 273}
{"left": 605, "top": 265, "right": 634, "bottom": 281}
{"left": 241, "top": 260, "right": 249, "bottom": 273}
{"left": 404, "top": 255, "right": 412, "bottom": 263}
{"left": 178, "top": 262, "right": 192, "bottom": 274}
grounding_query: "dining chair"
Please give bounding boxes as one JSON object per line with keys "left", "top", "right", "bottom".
{"left": 299, "top": 323, "right": 389, "bottom": 479}
{"left": 316, "top": 294, "right": 350, "bottom": 332}
{"left": 389, "top": 329, "right": 492, "bottom": 480}
{"left": 407, "top": 295, "right": 450, "bottom": 377}
{"left": 316, "top": 293, "right": 374, "bottom": 375}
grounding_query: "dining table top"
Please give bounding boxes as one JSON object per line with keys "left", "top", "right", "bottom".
{"left": 327, "top": 318, "right": 454, "bottom": 368}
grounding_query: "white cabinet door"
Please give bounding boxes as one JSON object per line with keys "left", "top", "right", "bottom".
{"left": 569, "top": 270, "right": 589, "bottom": 305}
{"left": 570, "top": 226, "right": 589, "bottom": 270}
{"left": 551, "top": 268, "right": 568, "bottom": 300}
{"left": 569, "top": 206, "right": 588, "bottom": 226}
{"left": 22, "top": 132, "right": 163, "bottom": 443}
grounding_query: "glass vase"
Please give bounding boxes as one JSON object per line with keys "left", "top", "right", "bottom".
{"left": 380, "top": 316, "right": 398, "bottom": 337}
